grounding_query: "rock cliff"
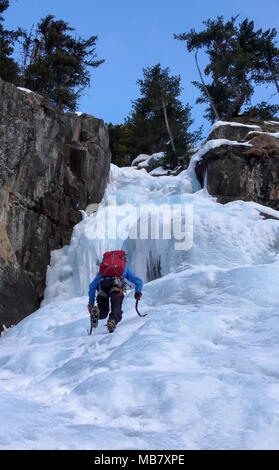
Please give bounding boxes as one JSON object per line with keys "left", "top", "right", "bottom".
{"left": 0, "top": 78, "right": 111, "bottom": 332}
{"left": 195, "top": 119, "right": 279, "bottom": 209}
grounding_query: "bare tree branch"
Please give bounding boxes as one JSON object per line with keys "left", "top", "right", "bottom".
{"left": 195, "top": 51, "right": 220, "bottom": 121}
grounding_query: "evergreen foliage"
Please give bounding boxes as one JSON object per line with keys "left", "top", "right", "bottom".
{"left": 243, "top": 102, "right": 279, "bottom": 121}
{"left": 21, "top": 15, "right": 104, "bottom": 110}
{"left": 0, "top": 0, "right": 21, "bottom": 84}
{"left": 125, "top": 64, "right": 202, "bottom": 168}
{"left": 107, "top": 123, "right": 133, "bottom": 167}
{"left": 174, "top": 16, "right": 279, "bottom": 122}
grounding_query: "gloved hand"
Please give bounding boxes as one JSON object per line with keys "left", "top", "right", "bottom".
{"left": 88, "top": 304, "right": 94, "bottom": 313}
{"left": 135, "top": 292, "right": 142, "bottom": 301}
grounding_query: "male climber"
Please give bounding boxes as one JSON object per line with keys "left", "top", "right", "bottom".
{"left": 88, "top": 250, "right": 143, "bottom": 333}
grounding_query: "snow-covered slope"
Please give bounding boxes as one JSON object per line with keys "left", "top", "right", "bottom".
{"left": 1, "top": 161, "right": 279, "bottom": 450}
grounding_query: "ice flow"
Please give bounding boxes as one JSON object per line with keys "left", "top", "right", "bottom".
{"left": 1, "top": 161, "right": 279, "bottom": 450}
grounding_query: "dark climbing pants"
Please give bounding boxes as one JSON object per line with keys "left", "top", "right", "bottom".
{"left": 96, "top": 279, "right": 124, "bottom": 325}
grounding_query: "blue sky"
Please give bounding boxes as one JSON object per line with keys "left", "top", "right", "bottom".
{"left": 4, "top": 0, "right": 279, "bottom": 137}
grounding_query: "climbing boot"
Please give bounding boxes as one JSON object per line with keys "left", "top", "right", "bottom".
{"left": 90, "top": 306, "right": 100, "bottom": 330}
{"left": 106, "top": 319, "right": 116, "bottom": 333}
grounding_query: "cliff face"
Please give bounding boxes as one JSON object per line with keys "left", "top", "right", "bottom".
{"left": 195, "top": 119, "right": 279, "bottom": 209}
{"left": 0, "top": 78, "right": 111, "bottom": 331}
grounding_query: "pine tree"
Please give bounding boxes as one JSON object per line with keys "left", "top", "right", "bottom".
{"left": 22, "top": 15, "right": 104, "bottom": 111}
{"left": 252, "top": 27, "right": 279, "bottom": 93}
{"left": 0, "top": 0, "right": 21, "bottom": 84}
{"left": 191, "top": 78, "right": 247, "bottom": 124}
{"left": 125, "top": 64, "right": 202, "bottom": 167}
{"left": 107, "top": 123, "right": 133, "bottom": 167}
{"left": 174, "top": 16, "right": 279, "bottom": 121}
{"left": 243, "top": 102, "right": 279, "bottom": 120}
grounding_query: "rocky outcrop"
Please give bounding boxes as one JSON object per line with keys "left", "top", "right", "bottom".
{"left": 208, "top": 121, "right": 262, "bottom": 142}
{"left": 131, "top": 152, "right": 165, "bottom": 173}
{"left": 131, "top": 147, "right": 201, "bottom": 177}
{"left": 0, "top": 78, "right": 111, "bottom": 332}
{"left": 195, "top": 119, "right": 279, "bottom": 209}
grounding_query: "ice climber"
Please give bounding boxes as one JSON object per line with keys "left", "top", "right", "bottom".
{"left": 88, "top": 250, "right": 143, "bottom": 333}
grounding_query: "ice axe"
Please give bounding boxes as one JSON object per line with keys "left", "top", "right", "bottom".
{"left": 135, "top": 299, "right": 147, "bottom": 318}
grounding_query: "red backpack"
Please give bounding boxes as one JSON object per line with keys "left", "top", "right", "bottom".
{"left": 99, "top": 250, "right": 127, "bottom": 277}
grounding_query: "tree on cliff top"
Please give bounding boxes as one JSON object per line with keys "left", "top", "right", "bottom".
{"left": 22, "top": 15, "right": 104, "bottom": 111}
{"left": 0, "top": 0, "right": 21, "bottom": 84}
{"left": 107, "top": 123, "right": 133, "bottom": 167}
{"left": 125, "top": 64, "right": 202, "bottom": 168}
{"left": 174, "top": 16, "right": 279, "bottom": 122}
{"left": 252, "top": 26, "right": 279, "bottom": 94}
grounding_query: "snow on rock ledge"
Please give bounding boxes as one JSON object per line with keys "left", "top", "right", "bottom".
{"left": 194, "top": 119, "right": 279, "bottom": 209}
{"left": 149, "top": 166, "right": 169, "bottom": 176}
{"left": 208, "top": 119, "right": 279, "bottom": 142}
{"left": 131, "top": 152, "right": 165, "bottom": 173}
{"left": 208, "top": 120, "right": 262, "bottom": 142}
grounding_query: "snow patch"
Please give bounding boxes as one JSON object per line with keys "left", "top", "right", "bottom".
{"left": 132, "top": 152, "right": 164, "bottom": 169}
{"left": 131, "top": 154, "right": 150, "bottom": 166}
{"left": 149, "top": 166, "right": 169, "bottom": 176}
{"left": 17, "top": 87, "right": 35, "bottom": 94}
{"left": 210, "top": 120, "right": 261, "bottom": 133}
{"left": 246, "top": 130, "right": 279, "bottom": 139}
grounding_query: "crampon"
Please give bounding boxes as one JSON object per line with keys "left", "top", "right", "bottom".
{"left": 88, "top": 306, "right": 100, "bottom": 335}
{"left": 106, "top": 320, "right": 116, "bottom": 334}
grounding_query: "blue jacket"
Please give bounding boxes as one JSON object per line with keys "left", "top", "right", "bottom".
{"left": 88, "top": 266, "right": 143, "bottom": 305}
